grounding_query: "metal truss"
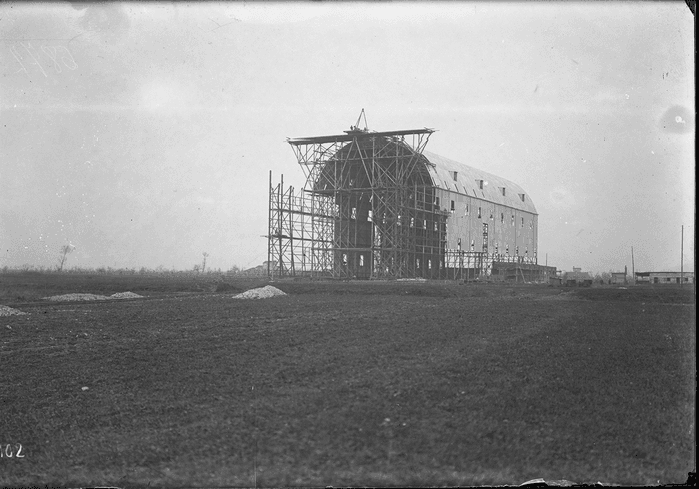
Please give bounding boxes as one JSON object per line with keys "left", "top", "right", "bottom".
{"left": 270, "top": 128, "right": 448, "bottom": 280}
{"left": 267, "top": 172, "right": 333, "bottom": 278}
{"left": 268, "top": 126, "right": 549, "bottom": 281}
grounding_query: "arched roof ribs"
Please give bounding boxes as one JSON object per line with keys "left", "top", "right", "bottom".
{"left": 287, "top": 130, "right": 436, "bottom": 193}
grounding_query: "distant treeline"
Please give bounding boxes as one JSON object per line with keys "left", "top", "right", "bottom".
{"left": 0, "top": 265, "right": 246, "bottom": 276}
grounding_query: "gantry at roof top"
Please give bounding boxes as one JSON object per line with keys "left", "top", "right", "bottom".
{"left": 286, "top": 128, "right": 435, "bottom": 146}
{"left": 286, "top": 125, "right": 436, "bottom": 191}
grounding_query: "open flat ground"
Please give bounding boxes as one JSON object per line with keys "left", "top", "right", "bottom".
{"left": 0, "top": 272, "right": 695, "bottom": 487}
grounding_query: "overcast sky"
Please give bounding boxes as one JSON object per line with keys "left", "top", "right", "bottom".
{"left": 0, "top": 1, "right": 694, "bottom": 274}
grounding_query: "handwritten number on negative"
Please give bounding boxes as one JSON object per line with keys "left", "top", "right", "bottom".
{"left": 9, "top": 43, "right": 78, "bottom": 77}
{"left": 0, "top": 444, "right": 25, "bottom": 458}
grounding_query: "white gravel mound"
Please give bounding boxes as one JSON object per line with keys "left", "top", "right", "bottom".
{"left": 43, "top": 291, "right": 145, "bottom": 301}
{"left": 0, "top": 305, "right": 28, "bottom": 316}
{"left": 44, "top": 293, "right": 110, "bottom": 301}
{"left": 232, "top": 285, "right": 287, "bottom": 300}
{"left": 110, "top": 291, "right": 144, "bottom": 299}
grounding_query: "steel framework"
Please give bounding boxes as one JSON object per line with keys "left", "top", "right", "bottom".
{"left": 267, "top": 125, "right": 555, "bottom": 281}
{"left": 267, "top": 172, "right": 334, "bottom": 278}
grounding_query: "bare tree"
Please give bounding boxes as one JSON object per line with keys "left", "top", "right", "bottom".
{"left": 202, "top": 252, "right": 209, "bottom": 274}
{"left": 57, "top": 244, "right": 74, "bottom": 272}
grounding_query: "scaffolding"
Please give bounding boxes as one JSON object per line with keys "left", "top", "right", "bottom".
{"left": 267, "top": 123, "right": 556, "bottom": 281}
{"left": 267, "top": 172, "right": 334, "bottom": 278}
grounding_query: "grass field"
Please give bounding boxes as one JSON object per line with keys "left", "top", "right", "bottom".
{"left": 0, "top": 273, "right": 695, "bottom": 486}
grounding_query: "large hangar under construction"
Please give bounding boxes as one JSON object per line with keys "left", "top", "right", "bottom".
{"left": 268, "top": 119, "right": 556, "bottom": 281}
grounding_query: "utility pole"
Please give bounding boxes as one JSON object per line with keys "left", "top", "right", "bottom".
{"left": 631, "top": 246, "right": 635, "bottom": 285}
{"left": 680, "top": 225, "right": 683, "bottom": 287}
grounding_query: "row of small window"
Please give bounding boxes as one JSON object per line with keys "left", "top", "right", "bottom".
{"left": 447, "top": 173, "right": 526, "bottom": 202}
{"left": 342, "top": 254, "right": 440, "bottom": 270}
{"left": 341, "top": 254, "right": 366, "bottom": 266}
{"left": 409, "top": 218, "right": 441, "bottom": 231}
{"left": 447, "top": 201, "right": 532, "bottom": 228}
{"left": 456, "top": 239, "right": 530, "bottom": 256}
{"left": 342, "top": 251, "right": 536, "bottom": 269}
{"left": 348, "top": 206, "right": 532, "bottom": 231}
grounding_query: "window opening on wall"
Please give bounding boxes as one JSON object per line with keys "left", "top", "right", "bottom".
{"left": 501, "top": 213, "right": 504, "bottom": 223}
{"left": 465, "top": 204, "right": 469, "bottom": 215}
{"left": 516, "top": 246, "right": 519, "bottom": 256}
{"left": 351, "top": 207, "right": 357, "bottom": 220}
{"left": 519, "top": 193, "right": 526, "bottom": 202}
{"left": 511, "top": 214, "right": 515, "bottom": 226}
{"left": 342, "top": 254, "right": 348, "bottom": 265}
{"left": 451, "top": 200, "right": 455, "bottom": 212}
{"left": 521, "top": 217, "right": 524, "bottom": 228}
{"left": 452, "top": 171, "right": 458, "bottom": 181}
{"left": 478, "top": 207, "right": 482, "bottom": 218}
{"left": 428, "top": 259, "right": 432, "bottom": 270}
{"left": 359, "top": 255, "right": 364, "bottom": 267}
{"left": 482, "top": 222, "right": 489, "bottom": 253}
{"left": 477, "top": 179, "right": 484, "bottom": 189}
{"left": 368, "top": 210, "right": 373, "bottom": 222}
{"left": 490, "top": 210, "right": 494, "bottom": 220}
{"left": 470, "top": 239, "right": 475, "bottom": 251}
{"left": 423, "top": 219, "right": 427, "bottom": 229}
{"left": 495, "top": 242, "right": 499, "bottom": 254}
{"left": 410, "top": 217, "right": 415, "bottom": 228}
{"left": 501, "top": 187, "right": 506, "bottom": 196}
{"left": 435, "top": 196, "right": 440, "bottom": 207}
{"left": 506, "top": 245, "right": 509, "bottom": 255}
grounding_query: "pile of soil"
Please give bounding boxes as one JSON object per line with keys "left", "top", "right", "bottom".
{"left": 0, "top": 305, "right": 28, "bottom": 316}
{"left": 232, "top": 285, "right": 287, "bottom": 300}
{"left": 110, "top": 292, "right": 145, "bottom": 299}
{"left": 44, "top": 292, "right": 145, "bottom": 301}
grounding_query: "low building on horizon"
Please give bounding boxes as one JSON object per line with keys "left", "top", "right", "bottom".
{"left": 611, "top": 266, "right": 628, "bottom": 285}
{"left": 564, "top": 267, "right": 593, "bottom": 287}
{"left": 635, "top": 271, "right": 694, "bottom": 285}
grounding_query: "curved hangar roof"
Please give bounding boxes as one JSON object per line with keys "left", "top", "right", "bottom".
{"left": 422, "top": 150, "right": 537, "bottom": 215}
{"left": 288, "top": 129, "right": 537, "bottom": 215}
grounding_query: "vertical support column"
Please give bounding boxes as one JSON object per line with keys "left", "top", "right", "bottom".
{"left": 289, "top": 186, "right": 295, "bottom": 276}
{"left": 277, "top": 174, "right": 284, "bottom": 277}
{"left": 268, "top": 170, "right": 273, "bottom": 279}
